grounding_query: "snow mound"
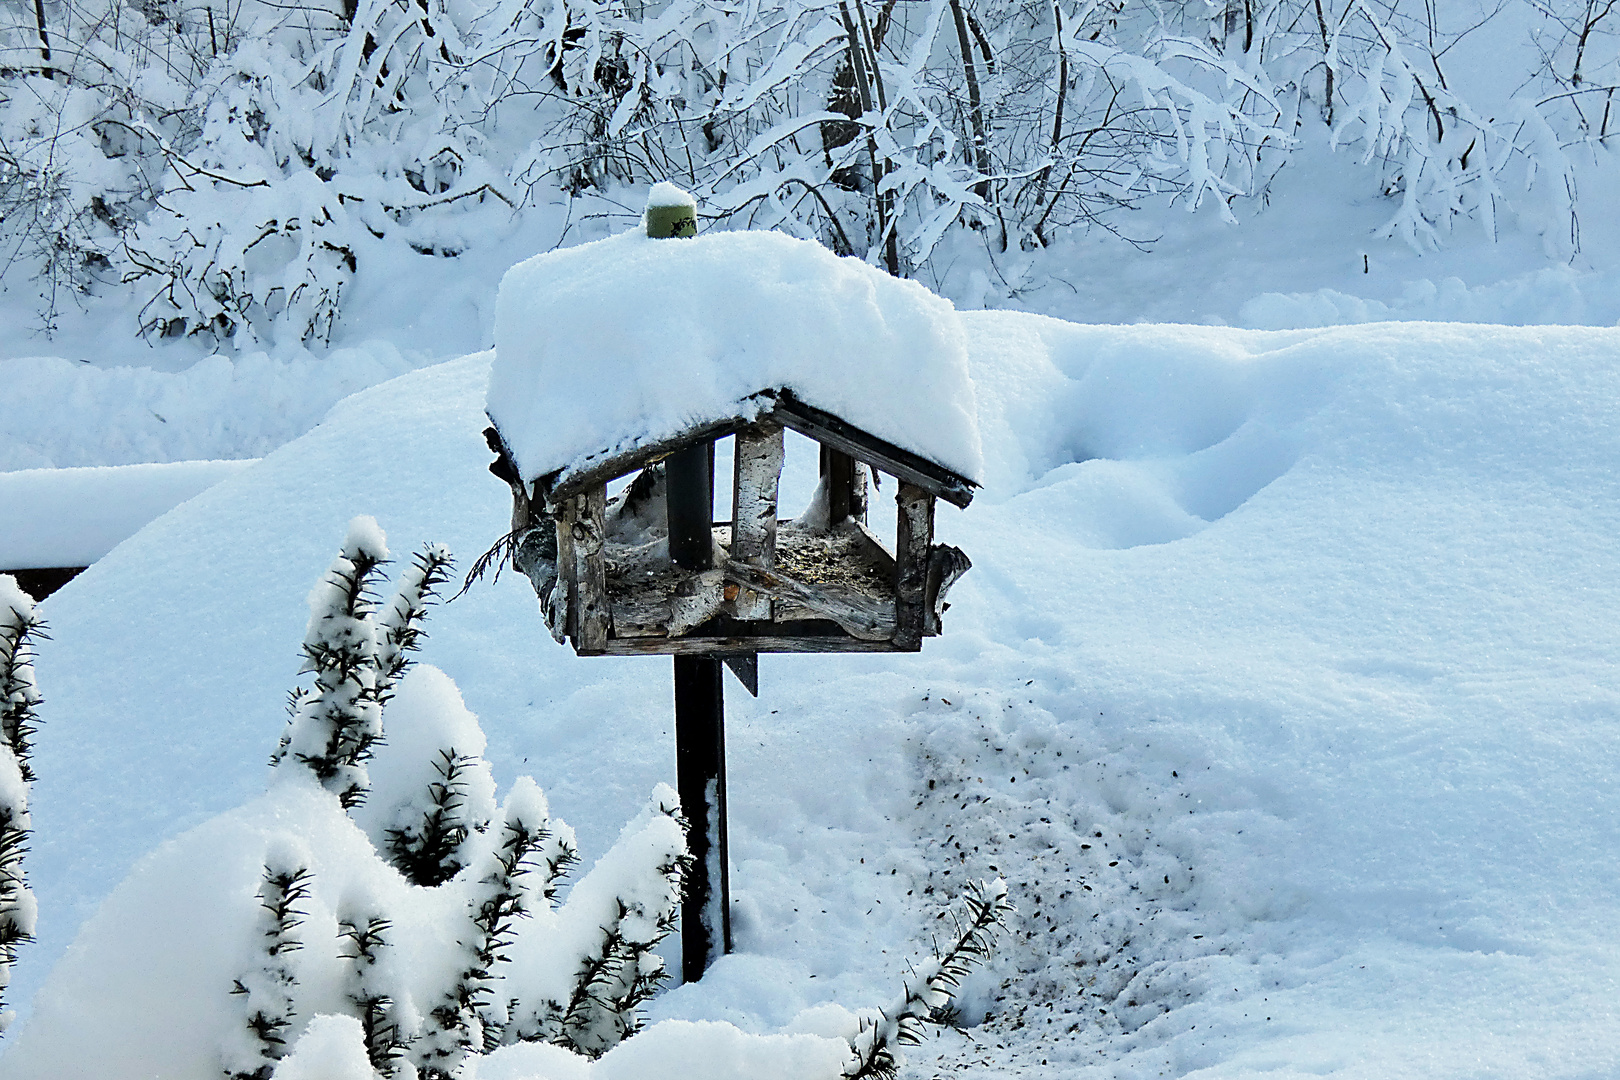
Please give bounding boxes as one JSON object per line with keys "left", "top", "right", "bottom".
{"left": 487, "top": 229, "right": 982, "bottom": 485}
{"left": 1238, "top": 266, "right": 1620, "bottom": 329}
{"left": 0, "top": 344, "right": 412, "bottom": 472}
{"left": 0, "top": 460, "right": 257, "bottom": 569}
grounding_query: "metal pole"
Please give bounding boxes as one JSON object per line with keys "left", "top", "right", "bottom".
{"left": 666, "top": 441, "right": 731, "bottom": 980}
{"left": 673, "top": 654, "right": 729, "bottom": 981}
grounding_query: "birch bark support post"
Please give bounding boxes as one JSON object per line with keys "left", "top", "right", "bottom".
{"left": 553, "top": 500, "right": 579, "bottom": 643}
{"left": 731, "top": 424, "right": 783, "bottom": 621}
{"left": 894, "top": 482, "right": 934, "bottom": 649}
{"left": 573, "top": 487, "right": 611, "bottom": 652}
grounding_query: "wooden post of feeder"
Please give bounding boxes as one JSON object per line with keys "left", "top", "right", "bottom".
{"left": 650, "top": 186, "right": 731, "bottom": 981}
{"left": 894, "top": 481, "right": 934, "bottom": 650}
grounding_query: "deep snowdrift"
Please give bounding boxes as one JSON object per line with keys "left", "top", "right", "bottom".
{"left": 5, "top": 316, "right": 1620, "bottom": 1077}
{"left": 0, "top": 460, "right": 256, "bottom": 569}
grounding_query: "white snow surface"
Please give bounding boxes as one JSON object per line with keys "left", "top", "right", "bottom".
{"left": 645, "top": 183, "right": 696, "bottom": 210}
{"left": 487, "top": 227, "right": 983, "bottom": 485}
{"left": 0, "top": 460, "right": 257, "bottom": 568}
{"left": 4, "top": 316, "right": 1620, "bottom": 1076}
{"left": 0, "top": 344, "right": 413, "bottom": 472}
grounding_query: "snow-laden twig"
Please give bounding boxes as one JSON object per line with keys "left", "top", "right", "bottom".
{"left": 275, "top": 516, "right": 389, "bottom": 809}
{"left": 844, "top": 877, "right": 1014, "bottom": 1080}
{"left": 376, "top": 543, "right": 454, "bottom": 702}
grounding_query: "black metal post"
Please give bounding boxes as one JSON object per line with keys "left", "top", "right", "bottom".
{"left": 666, "top": 442, "right": 731, "bottom": 980}
{"left": 673, "top": 654, "right": 729, "bottom": 981}
{"left": 667, "top": 442, "right": 715, "bottom": 569}
{"left": 821, "top": 445, "right": 858, "bottom": 524}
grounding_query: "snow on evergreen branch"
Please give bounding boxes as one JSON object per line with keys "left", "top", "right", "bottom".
{"left": 0, "top": 575, "right": 45, "bottom": 784}
{"left": 0, "top": 575, "right": 43, "bottom": 1034}
{"left": 275, "top": 517, "right": 390, "bottom": 808}
{"left": 383, "top": 747, "right": 484, "bottom": 887}
{"left": 376, "top": 543, "right": 454, "bottom": 703}
{"left": 337, "top": 899, "right": 413, "bottom": 1075}
{"left": 844, "top": 877, "right": 1014, "bottom": 1080}
{"left": 225, "top": 843, "right": 314, "bottom": 1080}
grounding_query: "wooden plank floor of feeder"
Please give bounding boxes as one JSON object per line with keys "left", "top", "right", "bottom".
{"left": 600, "top": 521, "right": 899, "bottom": 644}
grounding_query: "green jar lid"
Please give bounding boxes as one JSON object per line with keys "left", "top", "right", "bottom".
{"left": 646, "top": 183, "right": 698, "bottom": 239}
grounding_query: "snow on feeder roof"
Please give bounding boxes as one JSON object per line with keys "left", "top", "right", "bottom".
{"left": 485, "top": 219, "right": 983, "bottom": 502}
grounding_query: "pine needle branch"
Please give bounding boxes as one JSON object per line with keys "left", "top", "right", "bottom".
{"left": 844, "top": 878, "right": 1014, "bottom": 1080}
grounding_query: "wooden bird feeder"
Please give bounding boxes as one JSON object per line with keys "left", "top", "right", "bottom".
{"left": 490, "top": 391, "right": 973, "bottom": 670}
{"left": 482, "top": 185, "right": 976, "bottom": 982}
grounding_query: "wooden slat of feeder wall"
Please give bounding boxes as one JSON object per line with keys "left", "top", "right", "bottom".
{"left": 730, "top": 423, "right": 783, "bottom": 620}
{"left": 572, "top": 485, "right": 613, "bottom": 651}
{"left": 599, "top": 627, "right": 912, "bottom": 655}
{"left": 554, "top": 499, "right": 577, "bottom": 641}
{"left": 894, "top": 482, "right": 935, "bottom": 649}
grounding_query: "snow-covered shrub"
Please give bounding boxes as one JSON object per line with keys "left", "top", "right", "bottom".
{"left": 0, "top": 520, "right": 1015, "bottom": 1078}
{"left": 254, "top": 519, "right": 689, "bottom": 1077}
{"left": 0, "top": 44, "right": 158, "bottom": 332}
{"left": 3, "top": 0, "right": 1608, "bottom": 342}
{"left": 109, "top": 0, "right": 530, "bottom": 348}
{"left": 0, "top": 575, "right": 43, "bottom": 1031}
{"left": 234, "top": 701, "right": 689, "bottom": 1080}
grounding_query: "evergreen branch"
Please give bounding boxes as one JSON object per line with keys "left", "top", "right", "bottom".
{"left": 228, "top": 857, "right": 314, "bottom": 1078}
{"left": 452, "top": 528, "right": 519, "bottom": 601}
{"left": 377, "top": 543, "right": 455, "bottom": 700}
{"left": 0, "top": 578, "right": 47, "bottom": 783}
{"left": 275, "top": 520, "right": 395, "bottom": 808}
{"left": 844, "top": 878, "right": 1013, "bottom": 1080}
{"left": 339, "top": 912, "right": 408, "bottom": 1073}
{"left": 0, "top": 576, "right": 43, "bottom": 1029}
{"left": 385, "top": 748, "right": 477, "bottom": 886}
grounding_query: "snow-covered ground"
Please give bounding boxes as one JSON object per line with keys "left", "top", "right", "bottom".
{"left": 0, "top": 460, "right": 256, "bottom": 568}
{"left": 4, "top": 301, "right": 1619, "bottom": 1075}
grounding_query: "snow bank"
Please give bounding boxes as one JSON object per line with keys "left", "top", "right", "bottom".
{"left": 0, "top": 343, "right": 412, "bottom": 471}
{"left": 487, "top": 228, "right": 982, "bottom": 484}
{"left": 1238, "top": 266, "right": 1620, "bottom": 330}
{"left": 0, "top": 460, "right": 256, "bottom": 569}
{"left": 9, "top": 316, "right": 1620, "bottom": 1077}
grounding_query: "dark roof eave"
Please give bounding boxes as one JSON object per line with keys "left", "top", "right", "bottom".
{"left": 500, "top": 389, "right": 977, "bottom": 511}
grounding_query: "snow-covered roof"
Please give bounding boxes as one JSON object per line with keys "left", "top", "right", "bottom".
{"left": 485, "top": 227, "right": 983, "bottom": 493}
